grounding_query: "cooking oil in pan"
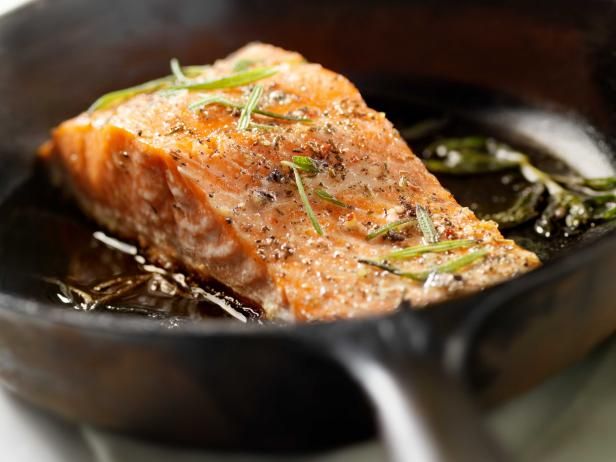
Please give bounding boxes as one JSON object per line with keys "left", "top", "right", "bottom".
{"left": 0, "top": 88, "right": 614, "bottom": 325}
{"left": 0, "top": 174, "right": 262, "bottom": 326}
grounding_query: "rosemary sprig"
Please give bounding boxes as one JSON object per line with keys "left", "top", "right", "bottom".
{"left": 421, "top": 135, "right": 616, "bottom": 235}
{"left": 424, "top": 153, "right": 518, "bottom": 175}
{"left": 291, "top": 156, "right": 319, "bottom": 174}
{"left": 383, "top": 239, "right": 476, "bottom": 260}
{"left": 189, "top": 95, "right": 311, "bottom": 122}
{"left": 88, "top": 76, "right": 173, "bottom": 112}
{"left": 400, "top": 118, "right": 449, "bottom": 141}
{"left": 416, "top": 205, "right": 439, "bottom": 243}
{"left": 359, "top": 248, "right": 488, "bottom": 282}
{"left": 358, "top": 259, "right": 424, "bottom": 281}
{"left": 88, "top": 64, "right": 272, "bottom": 112}
{"left": 433, "top": 248, "right": 489, "bottom": 275}
{"left": 551, "top": 175, "right": 616, "bottom": 192}
{"left": 482, "top": 183, "right": 545, "bottom": 230}
{"left": 181, "top": 65, "right": 211, "bottom": 78}
{"left": 170, "top": 58, "right": 187, "bottom": 82}
{"left": 281, "top": 157, "right": 319, "bottom": 174}
{"left": 167, "top": 66, "right": 278, "bottom": 91}
{"left": 583, "top": 177, "right": 616, "bottom": 191}
{"left": 237, "top": 85, "right": 263, "bottom": 130}
{"left": 422, "top": 136, "right": 519, "bottom": 175}
{"left": 427, "top": 136, "right": 487, "bottom": 152}
{"left": 596, "top": 203, "right": 616, "bottom": 220}
{"left": 282, "top": 160, "right": 323, "bottom": 236}
{"left": 499, "top": 146, "right": 595, "bottom": 236}
{"left": 366, "top": 219, "right": 414, "bottom": 241}
{"left": 316, "top": 189, "right": 349, "bottom": 208}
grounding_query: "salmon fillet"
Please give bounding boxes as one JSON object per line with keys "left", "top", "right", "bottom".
{"left": 40, "top": 43, "right": 540, "bottom": 322}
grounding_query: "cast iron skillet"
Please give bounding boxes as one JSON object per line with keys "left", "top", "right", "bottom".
{"left": 2, "top": 0, "right": 616, "bottom": 460}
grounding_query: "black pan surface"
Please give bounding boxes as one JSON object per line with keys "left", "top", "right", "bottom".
{"left": 1, "top": 1, "right": 616, "bottom": 461}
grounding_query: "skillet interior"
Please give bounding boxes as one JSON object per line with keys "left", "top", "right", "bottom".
{"left": 1, "top": 0, "right": 616, "bottom": 452}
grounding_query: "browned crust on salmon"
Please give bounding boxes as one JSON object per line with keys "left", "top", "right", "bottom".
{"left": 41, "top": 43, "right": 540, "bottom": 322}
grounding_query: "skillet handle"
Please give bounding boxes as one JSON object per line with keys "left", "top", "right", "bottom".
{"left": 326, "top": 314, "right": 507, "bottom": 462}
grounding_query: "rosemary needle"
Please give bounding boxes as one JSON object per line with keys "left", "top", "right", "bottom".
{"left": 167, "top": 66, "right": 278, "bottom": 91}
{"left": 316, "top": 189, "right": 349, "bottom": 208}
{"left": 170, "top": 58, "right": 187, "bottom": 82}
{"left": 433, "top": 248, "right": 489, "bottom": 275}
{"left": 292, "top": 166, "right": 323, "bottom": 236}
{"left": 359, "top": 248, "right": 488, "bottom": 282}
{"left": 237, "top": 84, "right": 263, "bottom": 130}
{"left": 281, "top": 159, "right": 324, "bottom": 236}
{"left": 383, "top": 239, "right": 476, "bottom": 260}
{"left": 416, "top": 205, "right": 439, "bottom": 244}
{"left": 89, "top": 66, "right": 273, "bottom": 112}
{"left": 88, "top": 76, "right": 172, "bottom": 112}
{"left": 366, "top": 219, "right": 414, "bottom": 241}
{"left": 189, "top": 95, "right": 312, "bottom": 122}
{"left": 291, "top": 156, "right": 319, "bottom": 174}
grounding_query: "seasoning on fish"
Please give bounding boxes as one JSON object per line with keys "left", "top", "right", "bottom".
{"left": 39, "top": 43, "right": 540, "bottom": 322}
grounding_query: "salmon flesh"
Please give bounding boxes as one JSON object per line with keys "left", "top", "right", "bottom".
{"left": 40, "top": 43, "right": 540, "bottom": 322}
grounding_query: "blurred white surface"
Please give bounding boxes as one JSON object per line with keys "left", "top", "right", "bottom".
{"left": 0, "top": 0, "right": 30, "bottom": 16}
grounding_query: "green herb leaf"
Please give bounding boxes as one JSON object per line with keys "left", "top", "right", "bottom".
{"left": 552, "top": 175, "right": 616, "bottom": 192}
{"left": 425, "top": 136, "right": 487, "bottom": 155}
{"left": 583, "top": 177, "right": 616, "bottom": 191}
{"left": 170, "top": 58, "right": 187, "bottom": 82}
{"left": 597, "top": 204, "right": 616, "bottom": 220}
{"left": 291, "top": 156, "right": 319, "bottom": 174}
{"left": 357, "top": 259, "right": 425, "bottom": 282}
{"left": 359, "top": 248, "right": 488, "bottom": 282}
{"left": 168, "top": 66, "right": 278, "bottom": 92}
{"left": 564, "top": 195, "right": 592, "bottom": 231}
{"left": 416, "top": 205, "right": 439, "bottom": 243}
{"left": 282, "top": 160, "right": 323, "bottom": 235}
{"left": 432, "top": 248, "right": 489, "bottom": 275}
{"left": 481, "top": 183, "right": 545, "bottom": 229}
{"left": 188, "top": 94, "right": 231, "bottom": 111}
{"left": 423, "top": 151, "right": 519, "bottom": 175}
{"left": 316, "top": 189, "right": 349, "bottom": 208}
{"left": 584, "top": 194, "right": 616, "bottom": 221}
{"left": 366, "top": 219, "right": 414, "bottom": 241}
{"left": 585, "top": 194, "right": 616, "bottom": 207}
{"left": 189, "top": 95, "right": 311, "bottom": 122}
{"left": 181, "top": 65, "right": 210, "bottom": 78}
{"left": 89, "top": 60, "right": 213, "bottom": 112}
{"left": 534, "top": 191, "right": 591, "bottom": 237}
{"left": 383, "top": 239, "right": 476, "bottom": 260}
{"left": 422, "top": 136, "right": 520, "bottom": 175}
{"left": 88, "top": 76, "right": 173, "bottom": 112}
{"left": 399, "top": 118, "right": 449, "bottom": 141}
{"left": 422, "top": 133, "right": 616, "bottom": 236}
{"left": 290, "top": 166, "right": 323, "bottom": 236}
{"left": 237, "top": 85, "right": 263, "bottom": 130}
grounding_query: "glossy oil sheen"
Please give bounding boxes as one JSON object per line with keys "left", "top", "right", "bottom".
{"left": 1, "top": 86, "right": 614, "bottom": 323}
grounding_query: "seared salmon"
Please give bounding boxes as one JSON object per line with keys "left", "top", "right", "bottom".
{"left": 40, "top": 43, "right": 540, "bottom": 322}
